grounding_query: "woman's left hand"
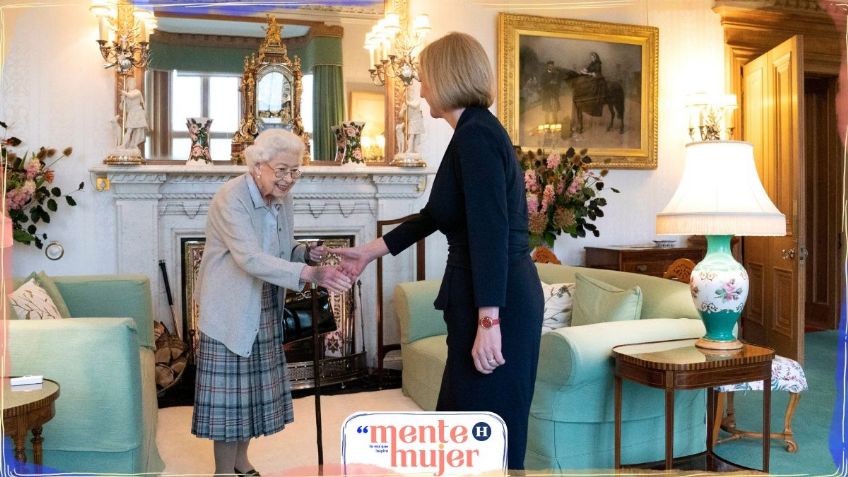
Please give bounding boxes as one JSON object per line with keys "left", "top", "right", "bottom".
{"left": 472, "top": 325, "right": 505, "bottom": 374}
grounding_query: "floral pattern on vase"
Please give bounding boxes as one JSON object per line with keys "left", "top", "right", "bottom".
{"left": 331, "top": 121, "right": 365, "bottom": 164}
{"left": 186, "top": 117, "right": 213, "bottom": 165}
{"left": 690, "top": 235, "right": 748, "bottom": 344}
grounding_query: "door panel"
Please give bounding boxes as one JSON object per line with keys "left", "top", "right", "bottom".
{"left": 741, "top": 35, "right": 805, "bottom": 362}
{"left": 804, "top": 77, "right": 842, "bottom": 331}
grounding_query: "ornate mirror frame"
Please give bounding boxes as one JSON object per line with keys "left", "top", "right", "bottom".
{"left": 231, "top": 15, "right": 308, "bottom": 164}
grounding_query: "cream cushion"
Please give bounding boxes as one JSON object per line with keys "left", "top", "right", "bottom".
{"left": 571, "top": 273, "right": 643, "bottom": 326}
{"left": 541, "top": 282, "right": 575, "bottom": 333}
{"left": 9, "top": 277, "right": 64, "bottom": 320}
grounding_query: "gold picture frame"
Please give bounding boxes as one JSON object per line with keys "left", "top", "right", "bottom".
{"left": 497, "top": 13, "right": 658, "bottom": 169}
{"left": 348, "top": 89, "right": 387, "bottom": 162}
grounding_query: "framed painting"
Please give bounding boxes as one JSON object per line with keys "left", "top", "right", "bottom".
{"left": 498, "top": 14, "right": 659, "bottom": 169}
{"left": 348, "top": 89, "right": 387, "bottom": 162}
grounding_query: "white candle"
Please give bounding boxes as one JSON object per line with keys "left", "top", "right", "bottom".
{"left": 99, "top": 17, "right": 108, "bottom": 42}
{"left": 368, "top": 46, "right": 375, "bottom": 68}
{"left": 140, "top": 22, "right": 148, "bottom": 42}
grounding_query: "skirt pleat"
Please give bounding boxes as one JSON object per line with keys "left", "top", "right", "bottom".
{"left": 192, "top": 283, "right": 293, "bottom": 441}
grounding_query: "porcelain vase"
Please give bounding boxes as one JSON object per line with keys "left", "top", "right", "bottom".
{"left": 690, "top": 234, "right": 748, "bottom": 349}
{"left": 186, "top": 117, "right": 213, "bottom": 165}
{"left": 332, "top": 121, "right": 365, "bottom": 164}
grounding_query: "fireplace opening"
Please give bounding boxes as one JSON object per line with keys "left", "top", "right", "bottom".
{"left": 180, "top": 235, "right": 367, "bottom": 389}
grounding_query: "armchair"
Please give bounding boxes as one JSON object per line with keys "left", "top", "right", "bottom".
{"left": 7, "top": 274, "right": 164, "bottom": 474}
{"left": 394, "top": 263, "right": 709, "bottom": 470}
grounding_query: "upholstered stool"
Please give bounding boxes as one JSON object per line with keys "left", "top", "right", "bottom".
{"left": 712, "top": 355, "right": 808, "bottom": 452}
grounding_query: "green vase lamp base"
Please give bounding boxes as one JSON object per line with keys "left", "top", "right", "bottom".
{"left": 691, "top": 235, "right": 749, "bottom": 352}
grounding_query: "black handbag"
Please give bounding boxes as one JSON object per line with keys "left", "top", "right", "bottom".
{"left": 282, "top": 287, "right": 337, "bottom": 344}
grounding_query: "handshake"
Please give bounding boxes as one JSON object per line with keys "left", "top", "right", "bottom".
{"left": 300, "top": 243, "right": 377, "bottom": 294}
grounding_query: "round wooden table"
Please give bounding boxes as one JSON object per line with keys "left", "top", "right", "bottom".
{"left": 3, "top": 377, "right": 60, "bottom": 467}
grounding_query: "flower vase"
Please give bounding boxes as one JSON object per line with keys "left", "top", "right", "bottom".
{"left": 332, "top": 121, "right": 365, "bottom": 166}
{"left": 186, "top": 117, "right": 213, "bottom": 166}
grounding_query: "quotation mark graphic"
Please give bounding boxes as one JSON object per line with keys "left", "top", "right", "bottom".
{"left": 356, "top": 425, "right": 370, "bottom": 433}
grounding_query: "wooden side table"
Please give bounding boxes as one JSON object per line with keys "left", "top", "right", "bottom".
{"left": 612, "top": 339, "right": 773, "bottom": 472}
{"left": 3, "top": 377, "right": 60, "bottom": 468}
{"left": 584, "top": 246, "right": 704, "bottom": 277}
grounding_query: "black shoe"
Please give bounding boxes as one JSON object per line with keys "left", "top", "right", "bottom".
{"left": 234, "top": 467, "right": 261, "bottom": 477}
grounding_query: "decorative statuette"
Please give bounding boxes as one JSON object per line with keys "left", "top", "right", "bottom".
{"left": 105, "top": 76, "right": 147, "bottom": 165}
{"left": 186, "top": 117, "right": 213, "bottom": 165}
{"left": 391, "top": 86, "right": 426, "bottom": 167}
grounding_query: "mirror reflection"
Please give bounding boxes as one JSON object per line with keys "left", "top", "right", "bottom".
{"left": 143, "top": 6, "right": 383, "bottom": 163}
{"left": 257, "top": 70, "right": 293, "bottom": 126}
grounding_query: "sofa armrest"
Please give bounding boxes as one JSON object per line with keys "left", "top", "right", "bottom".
{"left": 52, "top": 274, "right": 155, "bottom": 349}
{"left": 394, "top": 280, "right": 446, "bottom": 344}
{"left": 538, "top": 318, "right": 706, "bottom": 387}
{"left": 7, "top": 317, "right": 144, "bottom": 452}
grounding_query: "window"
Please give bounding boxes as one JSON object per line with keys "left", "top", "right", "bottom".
{"left": 145, "top": 70, "right": 313, "bottom": 161}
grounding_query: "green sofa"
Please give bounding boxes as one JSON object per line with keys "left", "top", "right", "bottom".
{"left": 393, "top": 263, "right": 708, "bottom": 471}
{"left": 7, "top": 274, "right": 165, "bottom": 474}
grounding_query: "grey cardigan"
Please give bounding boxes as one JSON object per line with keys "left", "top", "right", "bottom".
{"left": 195, "top": 174, "right": 308, "bottom": 357}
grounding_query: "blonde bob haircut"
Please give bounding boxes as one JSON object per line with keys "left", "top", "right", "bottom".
{"left": 418, "top": 32, "right": 494, "bottom": 112}
{"left": 244, "top": 128, "right": 305, "bottom": 168}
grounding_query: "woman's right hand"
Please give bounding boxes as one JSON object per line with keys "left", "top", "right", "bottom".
{"left": 334, "top": 238, "right": 390, "bottom": 280}
{"left": 301, "top": 265, "right": 352, "bottom": 294}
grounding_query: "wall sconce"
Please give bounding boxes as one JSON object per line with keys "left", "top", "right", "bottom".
{"left": 90, "top": 0, "right": 157, "bottom": 75}
{"left": 686, "top": 93, "right": 737, "bottom": 142}
{"left": 364, "top": 12, "right": 430, "bottom": 86}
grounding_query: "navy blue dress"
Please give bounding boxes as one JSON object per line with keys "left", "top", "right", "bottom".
{"left": 383, "top": 106, "right": 544, "bottom": 470}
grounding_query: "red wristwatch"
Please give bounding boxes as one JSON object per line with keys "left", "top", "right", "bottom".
{"left": 479, "top": 316, "right": 500, "bottom": 329}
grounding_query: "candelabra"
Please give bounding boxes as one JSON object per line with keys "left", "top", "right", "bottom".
{"left": 364, "top": 13, "right": 430, "bottom": 86}
{"left": 90, "top": 0, "right": 157, "bottom": 76}
{"left": 686, "top": 93, "right": 737, "bottom": 142}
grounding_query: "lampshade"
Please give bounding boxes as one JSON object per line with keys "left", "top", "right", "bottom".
{"left": 656, "top": 140, "right": 785, "bottom": 237}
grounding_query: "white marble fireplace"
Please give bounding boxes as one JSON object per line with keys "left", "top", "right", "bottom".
{"left": 90, "top": 164, "right": 432, "bottom": 367}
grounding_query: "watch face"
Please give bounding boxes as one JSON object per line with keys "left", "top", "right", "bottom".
{"left": 45, "top": 241, "right": 64, "bottom": 261}
{"left": 480, "top": 316, "right": 492, "bottom": 328}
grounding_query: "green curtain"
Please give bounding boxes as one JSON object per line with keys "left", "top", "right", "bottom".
{"left": 312, "top": 64, "right": 344, "bottom": 161}
{"left": 307, "top": 37, "right": 344, "bottom": 161}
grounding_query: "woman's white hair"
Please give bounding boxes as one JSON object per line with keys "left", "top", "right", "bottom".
{"left": 244, "top": 129, "right": 305, "bottom": 168}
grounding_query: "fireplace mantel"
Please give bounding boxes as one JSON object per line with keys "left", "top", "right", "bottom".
{"left": 90, "top": 164, "right": 433, "bottom": 366}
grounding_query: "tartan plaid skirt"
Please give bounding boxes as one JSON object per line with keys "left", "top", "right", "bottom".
{"left": 191, "top": 282, "right": 294, "bottom": 441}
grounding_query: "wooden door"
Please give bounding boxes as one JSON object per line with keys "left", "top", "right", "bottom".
{"left": 741, "top": 36, "right": 806, "bottom": 363}
{"left": 804, "top": 76, "right": 842, "bottom": 331}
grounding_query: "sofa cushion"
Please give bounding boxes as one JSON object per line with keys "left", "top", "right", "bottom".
{"left": 54, "top": 275, "right": 156, "bottom": 350}
{"left": 401, "top": 335, "right": 447, "bottom": 411}
{"left": 33, "top": 271, "right": 72, "bottom": 317}
{"left": 541, "top": 282, "right": 574, "bottom": 333}
{"left": 395, "top": 280, "right": 446, "bottom": 344}
{"left": 535, "top": 264, "right": 699, "bottom": 321}
{"left": 572, "top": 273, "right": 643, "bottom": 326}
{"left": 9, "top": 278, "right": 64, "bottom": 320}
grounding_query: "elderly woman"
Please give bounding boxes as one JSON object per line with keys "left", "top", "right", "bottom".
{"left": 191, "top": 128, "right": 351, "bottom": 476}
{"left": 335, "top": 32, "right": 543, "bottom": 470}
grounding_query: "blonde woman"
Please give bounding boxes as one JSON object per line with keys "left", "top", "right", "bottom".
{"left": 191, "top": 129, "right": 351, "bottom": 475}
{"left": 335, "top": 32, "right": 543, "bottom": 470}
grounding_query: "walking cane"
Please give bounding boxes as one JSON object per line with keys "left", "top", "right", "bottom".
{"left": 309, "top": 282, "right": 324, "bottom": 474}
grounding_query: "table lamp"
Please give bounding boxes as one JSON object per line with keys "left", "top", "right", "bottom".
{"left": 656, "top": 140, "right": 785, "bottom": 349}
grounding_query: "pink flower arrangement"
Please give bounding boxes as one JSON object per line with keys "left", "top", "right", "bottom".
{"left": 517, "top": 146, "right": 619, "bottom": 248}
{"left": 2, "top": 121, "right": 83, "bottom": 248}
